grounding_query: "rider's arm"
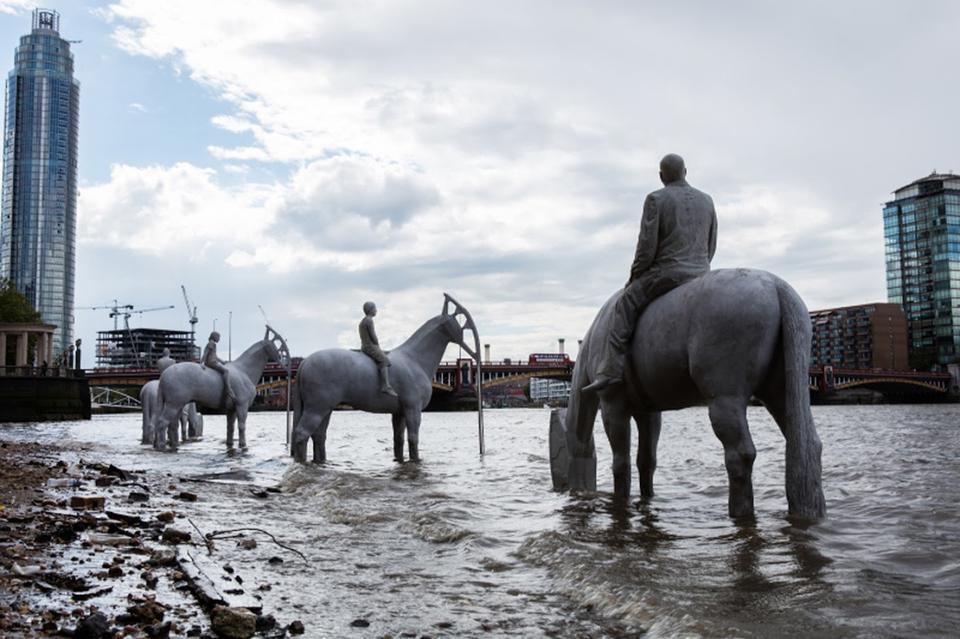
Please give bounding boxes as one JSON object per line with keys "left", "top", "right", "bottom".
{"left": 367, "top": 320, "right": 380, "bottom": 346}
{"left": 708, "top": 201, "right": 718, "bottom": 262}
{"left": 629, "top": 193, "right": 659, "bottom": 282}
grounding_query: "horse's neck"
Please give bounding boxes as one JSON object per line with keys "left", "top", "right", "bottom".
{"left": 395, "top": 318, "right": 450, "bottom": 375}
{"left": 231, "top": 342, "right": 268, "bottom": 383}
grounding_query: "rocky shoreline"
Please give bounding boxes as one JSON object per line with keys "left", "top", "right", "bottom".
{"left": 0, "top": 438, "right": 303, "bottom": 639}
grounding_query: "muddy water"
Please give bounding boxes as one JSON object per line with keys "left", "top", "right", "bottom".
{"left": 3, "top": 405, "right": 959, "bottom": 637}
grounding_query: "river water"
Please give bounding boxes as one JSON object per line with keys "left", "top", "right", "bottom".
{"left": 2, "top": 405, "right": 958, "bottom": 638}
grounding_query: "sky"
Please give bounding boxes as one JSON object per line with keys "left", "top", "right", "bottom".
{"left": 0, "top": 0, "right": 957, "bottom": 363}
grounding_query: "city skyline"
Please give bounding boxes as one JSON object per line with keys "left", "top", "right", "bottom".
{"left": 0, "top": 7, "right": 79, "bottom": 354}
{"left": 0, "top": 2, "right": 957, "bottom": 360}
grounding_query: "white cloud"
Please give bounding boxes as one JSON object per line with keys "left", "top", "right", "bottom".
{"left": 84, "top": 0, "right": 958, "bottom": 355}
{"left": 79, "top": 162, "right": 276, "bottom": 256}
{"left": 0, "top": 1, "right": 32, "bottom": 15}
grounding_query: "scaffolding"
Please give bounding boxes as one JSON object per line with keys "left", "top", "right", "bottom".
{"left": 96, "top": 327, "right": 198, "bottom": 369}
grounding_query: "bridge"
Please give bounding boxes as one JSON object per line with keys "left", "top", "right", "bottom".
{"left": 809, "top": 366, "right": 955, "bottom": 399}
{"left": 83, "top": 358, "right": 956, "bottom": 406}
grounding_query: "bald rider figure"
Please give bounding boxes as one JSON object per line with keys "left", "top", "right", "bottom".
{"left": 359, "top": 302, "right": 398, "bottom": 397}
{"left": 584, "top": 154, "right": 718, "bottom": 394}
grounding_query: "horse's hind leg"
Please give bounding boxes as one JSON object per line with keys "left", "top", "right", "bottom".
{"left": 291, "top": 406, "right": 325, "bottom": 463}
{"left": 404, "top": 407, "right": 422, "bottom": 462}
{"left": 392, "top": 413, "right": 406, "bottom": 462}
{"left": 634, "top": 410, "right": 662, "bottom": 500}
{"left": 311, "top": 411, "right": 331, "bottom": 463}
{"left": 600, "top": 399, "right": 632, "bottom": 500}
{"left": 709, "top": 396, "right": 756, "bottom": 519}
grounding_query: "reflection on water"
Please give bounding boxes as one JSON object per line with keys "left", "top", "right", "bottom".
{"left": 2, "top": 404, "right": 959, "bottom": 637}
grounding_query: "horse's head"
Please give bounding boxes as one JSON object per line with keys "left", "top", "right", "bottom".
{"left": 440, "top": 293, "right": 481, "bottom": 361}
{"left": 263, "top": 325, "right": 289, "bottom": 366}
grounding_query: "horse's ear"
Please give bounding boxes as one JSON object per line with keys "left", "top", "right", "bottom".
{"left": 442, "top": 293, "right": 452, "bottom": 316}
{"left": 264, "top": 327, "right": 269, "bottom": 340}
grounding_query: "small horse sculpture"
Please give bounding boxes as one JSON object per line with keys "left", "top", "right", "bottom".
{"left": 152, "top": 327, "right": 285, "bottom": 451}
{"left": 178, "top": 402, "right": 204, "bottom": 440}
{"left": 555, "top": 268, "right": 826, "bottom": 520}
{"left": 291, "top": 294, "right": 482, "bottom": 463}
{"left": 140, "top": 381, "right": 203, "bottom": 446}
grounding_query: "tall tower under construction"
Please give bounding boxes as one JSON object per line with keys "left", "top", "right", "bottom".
{"left": 0, "top": 8, "right": 80, "bottom": 355}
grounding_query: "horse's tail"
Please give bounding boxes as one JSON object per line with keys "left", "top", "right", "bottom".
{"left": 776, "top": 278, "right": 826, "bottom": 519}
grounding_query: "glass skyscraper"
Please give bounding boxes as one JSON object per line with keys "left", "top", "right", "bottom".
{"left": 0, "top": 9, "right": 79, "bottom": 356}
{"left": 883, "top": 173, "right": 960, "bottom": 368}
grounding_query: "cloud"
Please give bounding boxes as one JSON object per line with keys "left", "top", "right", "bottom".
{"left": 0, "top": 1, "right": 31, "bottom": 15}
{"left": 84, "top": 0, "right": 959, "bottom": 357}
{"left": 79, "top": 162, "right": 275, "bottom": 256}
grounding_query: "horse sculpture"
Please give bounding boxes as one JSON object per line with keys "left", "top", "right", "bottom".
{"left": 140, "top": 381, "right": 202, "bottom": 446}
{"left": 291, "top": 294, "right": 483, "bottom": 464}
{"left": 152, "top": 327, "right": 286, "bottom": 451}
{"left": 553, "top": 268, "right": 826, "bottom": 520}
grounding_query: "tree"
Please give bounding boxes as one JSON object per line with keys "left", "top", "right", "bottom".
{"left": 1, "top": 279, "right": 42, "bottom": 367}
{"left": 0, "top": 279, "right": 40, "bottom": 323}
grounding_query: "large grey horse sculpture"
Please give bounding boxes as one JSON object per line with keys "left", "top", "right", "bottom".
{"left": 152, "top": 327, "right": 285, "bottom": 451}
{"left": 291, "top": 294, "right": 482, "bottom": 464}
{"left": 554, "top": 268, "right": 826, "bottom": 520}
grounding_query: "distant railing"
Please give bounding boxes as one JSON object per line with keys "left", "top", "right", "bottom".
{"left": 0, "top": 365, "right": 84, "bottom": 378}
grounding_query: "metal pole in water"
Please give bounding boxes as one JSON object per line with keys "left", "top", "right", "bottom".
{"left": 476, "top": 361, "right": 485, "bottom": 455}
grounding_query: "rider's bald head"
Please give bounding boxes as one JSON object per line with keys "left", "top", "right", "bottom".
{"left": 363, "top": 301, "right": 376, "bottom": 315}
{"left": 659, "top": 153, "right": 686, "bottom": 185}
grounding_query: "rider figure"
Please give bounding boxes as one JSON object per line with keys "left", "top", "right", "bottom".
{"left": 359, "top": 302, "right": 398, "bottom": 397}
{"left": 157, "top": 347, "right": 175, "bottom": 374}
{"left": 584, "top": 153, "right": 718, "bottom": 393}
{"left": 201, "top": 331, "right": 236, "bottom": 405}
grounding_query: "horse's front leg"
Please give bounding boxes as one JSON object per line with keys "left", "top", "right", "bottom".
{"left": 392, "top": 413, "right": 406, "bottom": 462}
{"left": 236, "top": 406, "right": 248, "bottom": 449}
{"left": 709, "top": 396, "right": 756, "bottom": 519}
{"left": 634, "top": 410, "right": 662, "bottom": 500}
{"left": 404, "top": 406, "right": 422, "bottom": 462}
{"left": 226, "top": 411, "right": 236, "bottom": 448}
{"left": 600, "top": 397, "right": 632, "bottom": 500}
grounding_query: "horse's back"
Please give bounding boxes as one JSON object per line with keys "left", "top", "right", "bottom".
{"left": 633, "top": 269, "right": 783, "bottom": 407}
{"left": 159, "top": 362, "right": 223, "bottom": 406}
{"left": 298, "top": 349, "right": 402, "bottom": 412}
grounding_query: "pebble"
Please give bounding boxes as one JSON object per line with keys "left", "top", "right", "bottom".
{"left": 350, "top": 618, "right": 370, "bottom": 628}
{"left": 128, "top": 492, "right": 150, "bottom": 503}
{"left": 289, "top": 619, "right": 306, "bottom": 634}
{"left": 161, "top": 528, "right": 192, "bottom": 544}
{"left": 70, "top": 495, "right": 106, "bottom": 510}
{"left": 157, "top": 511, "right": 176, "bottom": 523}
{"left": 176, "top": 492, "right": 198, "bottom": 502}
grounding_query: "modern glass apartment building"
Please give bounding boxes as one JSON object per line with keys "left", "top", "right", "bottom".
{"left": 883, "top": 173, "right": 960, "bottom": 367}
{"left": 0, "top": 9, "right": 79, "bottom": 355}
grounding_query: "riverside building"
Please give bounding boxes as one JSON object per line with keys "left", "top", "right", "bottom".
{"left": 0, "top": 9, "right": 80, "bottom": 355}
{"left": 883, "top": 173, "right": 960, "bottom": 367}
{"left": 809, "top": 303, "right": 909, "bottom": 370}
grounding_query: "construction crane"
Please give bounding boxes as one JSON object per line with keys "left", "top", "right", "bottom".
{"left": 181, "top": 285, "right": 198, "bottom": 346}
{"left": 109, "top": 305, "right": 176, "bottom": 333}
{"left": 76, "top": 300, "right": 132, "bottom": 330}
